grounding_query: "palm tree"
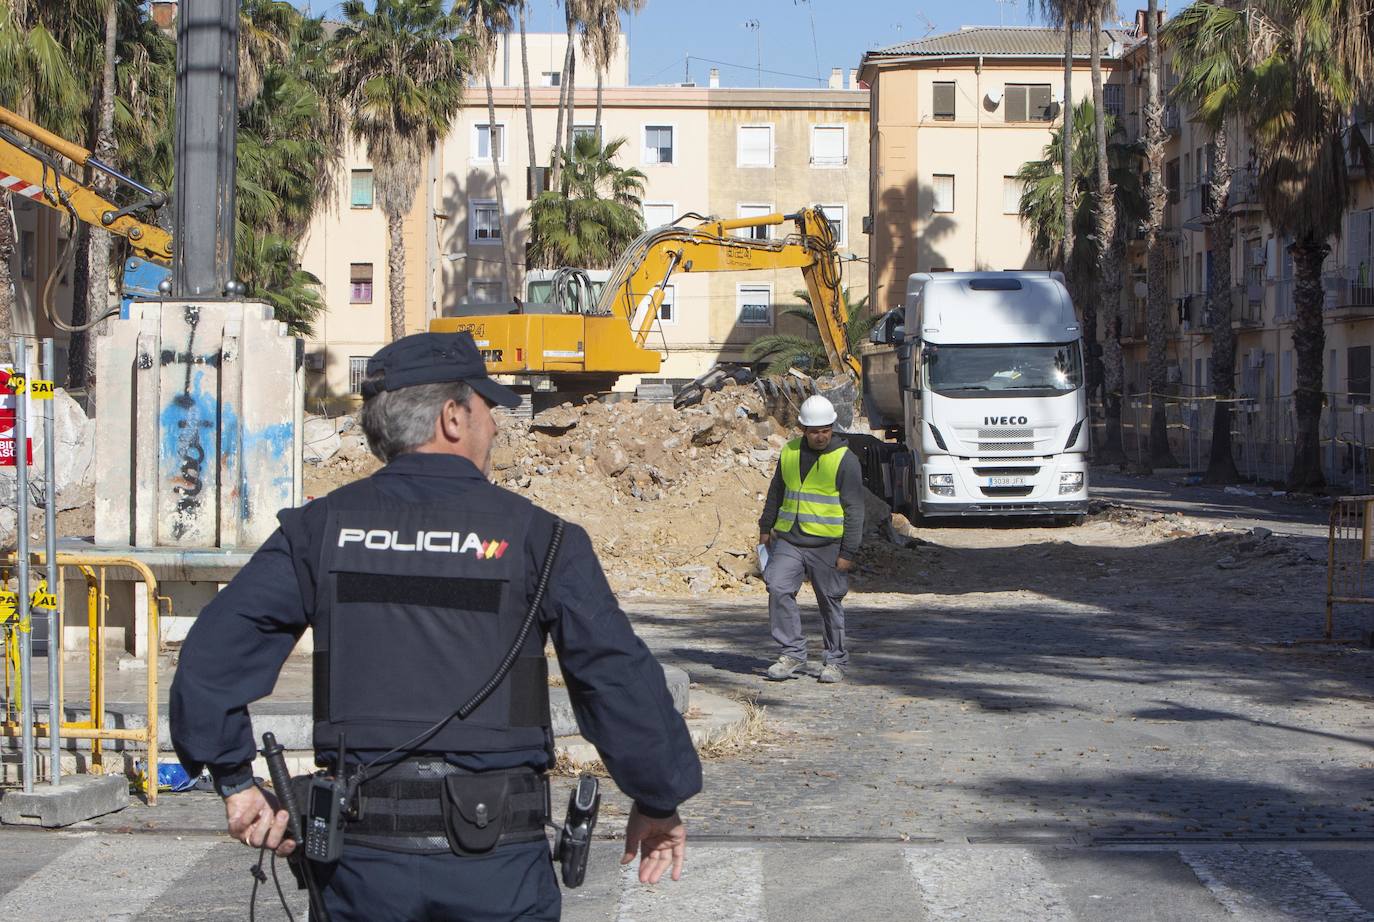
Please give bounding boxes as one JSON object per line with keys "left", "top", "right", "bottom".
{"left": 334, "top": 0, "right": 468, "bottom": 342}
{"left": 463, "top": 0, "right": 517, "bottom": 300}
{"left": 1142, "top": 0, "right": 1177, "bottom": 468}
{"left": 1230, "top": 0, "right": 1374, "bottom": 490}
{"left": 581, "top": 1, "right": 645, "bottom": 138}
{"left": 1031, "top": 2, "right": 1100, "bottom": 274}
{"left": 518, "top": 1, "right": 537, "bottom": 181}
{"left": 0, "top": 0, "right": 101, "bottom": 361}
{"left": 1015, "top": 100, "right": 1145, "bottom": 274}
{"left": 237, "top": 231, "right": 325, "bottom": 337}
{"left": 1086, "top": 0, "right": 1125, "bottom": 463}
{"left": 747, "top": 289, "right": 875, "bottom": 376}
{"left": 528, "top": 134, "right": 644, "bottom": 269}
{"left": 1164, "top": 1, "right": 1249, "bottom": 483}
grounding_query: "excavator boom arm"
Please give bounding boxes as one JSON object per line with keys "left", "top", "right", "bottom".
{"left": 0, "top": 105, "right": 172, "bottom": 264}
{"left": 601, "top": 207, "right": 860, "bottom": 380}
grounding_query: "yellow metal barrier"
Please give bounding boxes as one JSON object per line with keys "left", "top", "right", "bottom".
{"left": 1, "top": 553, "right": 165, "bottom": 804}
{"left": 1325, "top": 496, "right": 1374, "bottom": 642}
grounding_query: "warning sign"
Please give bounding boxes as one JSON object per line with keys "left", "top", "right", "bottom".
{"left": 0, "top": 366, "right": 34, "bottom": 466}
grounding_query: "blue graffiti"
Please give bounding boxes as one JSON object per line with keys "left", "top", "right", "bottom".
{"left": 160, "top": 369, "right": 216, "bottom": 538}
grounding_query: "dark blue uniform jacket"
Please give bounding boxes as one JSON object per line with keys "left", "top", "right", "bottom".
{"left": 169, "top": 452, "right": 702, "bottom": 817}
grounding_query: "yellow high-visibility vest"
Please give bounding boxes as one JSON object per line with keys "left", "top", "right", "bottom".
{"left": 772, "top": 438, "right": 847, "bottom": 538}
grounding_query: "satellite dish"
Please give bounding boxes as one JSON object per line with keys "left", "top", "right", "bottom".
{"left": 1133, "top": 281, "right": 1148, "bottom": 298}
{"left": 985, "top": 87, "right": 1003, "bottom": 106}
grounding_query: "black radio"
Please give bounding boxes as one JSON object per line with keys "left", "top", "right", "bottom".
{"left": 303, "top": 775, "right": 348, "bottom": 863}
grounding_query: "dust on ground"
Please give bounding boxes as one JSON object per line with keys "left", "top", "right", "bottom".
{"left": 300, "top": 382, "right": 1321, "bottom": 604}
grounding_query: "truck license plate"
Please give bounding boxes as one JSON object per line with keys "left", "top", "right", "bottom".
{"left": 986, "top": 476, "right": 1028, "bottom": 487}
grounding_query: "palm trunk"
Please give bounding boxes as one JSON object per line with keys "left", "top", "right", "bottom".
{"left": 386, "top": 211, "right": 407, "bottom": 342}
{"left": 485, "top": 74, "right": 513, "bottom": 299}
{"left": 1288, "top": 237, "right": 1329, "bottom": 491}
{"left": 594, "top": 69, "right": 604, "bottom": 140}
{"left": 1144, "top": 0, "right": 1176, "bottom": 468}
{"left": 1204, "top": 124, "right": 1239, "bottom": 483}
{"left": 71, "top": 0, "right": 119, "bottom": 393}
{"left": 563, "top": 45, "right": 577, "bottom": 159}
{"left": 1090, "top": 9, "right": 1123, "bottom": 464}
{"left": 519, "top": 4, "right": 536, "bottom": 171}
{"left": 550, "top": 20, "right": 574, "bottom": 191}
{"left": 1061, "top": 21, "right": 1075, "bottom": 270}
{"left": 1102, "top": 237, "right": 1127, "bottom": 463}
{"left": 0, "top": 204, "right": 15, "bottom": 362}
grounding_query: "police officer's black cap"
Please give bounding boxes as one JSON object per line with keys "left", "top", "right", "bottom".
{"left": 361, "top": 331, "right": 521, "bottom": 408}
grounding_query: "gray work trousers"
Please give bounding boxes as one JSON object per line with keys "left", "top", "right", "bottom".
{"left": 764, "top": 538, "right": 849, "bottom": 666}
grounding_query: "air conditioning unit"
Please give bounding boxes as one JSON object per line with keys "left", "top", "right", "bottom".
{"left": 304, "top": 351, "right": 326, "bottom": 372}
{"left": 1167, "top": 363, "right": 1182, "bottom": 383}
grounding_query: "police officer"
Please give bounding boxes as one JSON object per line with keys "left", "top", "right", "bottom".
{"left": 170, "top": 331, "right": 702, "bottom": 921}
{"left": 758, "top": 395, "right": 865, "bottom": 684}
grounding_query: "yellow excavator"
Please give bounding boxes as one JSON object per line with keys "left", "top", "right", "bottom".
{"left": 0, "top": 104, "right": 173, "bottom": 316}
{"left": 429, "top": 206, "right": 860, "bottom": 396}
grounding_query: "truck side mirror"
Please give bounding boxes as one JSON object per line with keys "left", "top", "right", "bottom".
{"left": 898, "top": 342, "right": 918, "bottom": 391}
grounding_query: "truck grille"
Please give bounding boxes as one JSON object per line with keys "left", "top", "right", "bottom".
{"left": 981, "top": 486, "right": 1035, "bottom": 497}
{"left": 973, "top": 466, "right": 1040, "bottom": 477}
{"left": 978, "top": 428, "right": 1034, "bottom": 440}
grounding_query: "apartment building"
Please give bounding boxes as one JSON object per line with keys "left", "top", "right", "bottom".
{"left": 1119, "top": 30, "right": 1374, "bottom": 483}
{"left": 299, "top": 33, "right": 870, "bottom": 398}
{"left": 859, "top": 27, "right": 1132, "bottom": 312}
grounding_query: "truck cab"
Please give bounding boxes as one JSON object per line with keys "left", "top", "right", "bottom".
{"left": 863, "top": 272, "right": 1089, "bottom": 518}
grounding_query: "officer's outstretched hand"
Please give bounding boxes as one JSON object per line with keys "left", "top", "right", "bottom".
{"left": 621, "top": 804, "right": 687, "bottom": 884}
{"left": 225, "top": 785, "right": 297, "bottom": 857}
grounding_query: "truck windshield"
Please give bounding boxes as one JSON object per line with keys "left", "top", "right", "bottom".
{"left": 925, "top": 341, "right": 1082, "bottom": 397}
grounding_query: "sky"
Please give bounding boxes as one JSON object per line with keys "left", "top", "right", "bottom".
{"left": 321, "top": 2, "right": 1147, "bottom": 90}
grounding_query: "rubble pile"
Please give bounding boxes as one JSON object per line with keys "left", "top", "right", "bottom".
{"left": 302, "top": 382, "right": 902, "bottom": 596}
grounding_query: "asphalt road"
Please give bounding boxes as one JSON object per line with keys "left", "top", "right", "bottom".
{"left": 1, "top": 470, "right": 1371, "bottom": 920}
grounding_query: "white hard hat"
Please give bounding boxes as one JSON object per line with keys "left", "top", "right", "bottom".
{"left": 798, "top": 395, "right": 837, "bottom": 427}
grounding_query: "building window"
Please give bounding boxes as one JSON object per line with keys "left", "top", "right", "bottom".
{"left": 540, "top": 71, "right": 561, "bottom": 87}
{"left": 470, "top": 281, "right": 504, "bottom": 304}
{"left": 350, "top": 169, "right": 374, "bottom": 208}
{"left": 820, "top": 204, "right": 846, "bottom": 247}
{"left": 642, "top": 202, "right": 676, "bottom": 228}
{"left": 932, "top": 81, "right": 956, "bottom": 121}
{"left": 1349, "top": 345, "right": 1371, "bottom": 404}
{"left": 1004, "top": 84, "right": 1053, "bottom": 122}
{"left": 572, "top": 124, "right": 601, "bottom": 146}
{"left": 810, "top": 125, "right": 846, "bottom": 166}
{"left": 471, "top": 200, "right": 501, "bottom": 243}
{"left": 737, "top": 125, "right": 773, "bottom": 168}
{"left": 644, "top": 125, "right": 674, "bottom": 164}
{"left": 1104, "top": 84, "right": 1124, "bottom": 118}
{"left": 349, "top": 263, "right": 373, "bottom": 304}
{"left": 475, "top": 123, "right": 504, "bottom": 161}
{"left": 738, "top": 284, "right": 772, "bottom": 325}
{"left": 737, "top": 203, "right": 773, "bottom": 241}
{"left": 349, "top": 356, "right": 369, "bottom": 394}
{"left": 1002, "top": 175, "right": 1022, "bottom": 214}
{"left": 932, "top": 175, "right": 955, "bottom": 213}
{"left": 657, "top": 284, "right": 676, "bottom": 324}
{"left": 19, "top": 230, "right": 34, "bottom": 280}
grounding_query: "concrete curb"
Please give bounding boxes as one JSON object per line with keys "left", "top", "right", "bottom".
{"left": 554, "top": 689, "right": 748, "bottom": 765}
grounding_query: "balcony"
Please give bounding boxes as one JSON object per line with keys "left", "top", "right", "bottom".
{"left": 1323, "top": 273, "right": 1374, "bottom": 318}
{"left": 1179, "top": 293, "right": 1212, "bottom": 333}
{"left": 1121, "top": 301, "right": 1147, "bottom": 341}
{"left": 1272, "top": 278, "right": 1296, "bottom": 322}
{"left": 1163, "top": 103, "right": 1181, "bottom": 135}
{"left": 1183, "top": 182, "right": 1213, "bottom": 230}
{"left": 1228, "top": 167, "right": 1261, "bottom": 212}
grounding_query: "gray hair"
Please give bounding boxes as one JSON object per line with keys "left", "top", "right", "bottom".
{"left": 360, "top": 376, "right": 474, "bottom": 462}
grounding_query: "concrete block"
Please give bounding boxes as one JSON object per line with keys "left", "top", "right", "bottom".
{"left": 0, "top": 772, "right": 129, "bottom": 827}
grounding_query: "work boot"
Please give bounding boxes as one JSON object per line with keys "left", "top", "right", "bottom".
{"left": 818, "top": 663, "right": 845, "bottom": 684}
{"left": 766, "top": 654, "right": 807, "bottom": 680}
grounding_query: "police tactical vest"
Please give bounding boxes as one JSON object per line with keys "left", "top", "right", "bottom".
{"left": 773, "top": 439, "right": 848, "bottom": 539}
{"left": 310, "top": 480, "right": 550, "bottom": 755}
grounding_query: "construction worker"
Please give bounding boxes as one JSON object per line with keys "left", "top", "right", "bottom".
{"left": 758, "top": 394, "right": 865, "bottom": 684}
{"left": 170, "top": 331, "right": 700, "bottom": 920}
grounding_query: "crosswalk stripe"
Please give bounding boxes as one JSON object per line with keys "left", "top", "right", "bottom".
{"left": 1181, "top": 848, "right": 1374, "bottom": 921}
{"left": 0, "top": 834, "right": 216, "bottom": 921}
{"left": 616, "top": 846, "right": 764, "bottom": 922}
{"left": 904, "top": 846, "right": 1073, "bottom": 922}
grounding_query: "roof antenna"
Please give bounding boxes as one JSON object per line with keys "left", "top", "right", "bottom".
{"left": 994, "top": 0, "right": 1020, "bottom": 27}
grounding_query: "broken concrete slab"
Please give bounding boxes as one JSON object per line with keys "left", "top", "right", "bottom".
{"left": 0, "top": 773, "right": 128, "bottom": 827}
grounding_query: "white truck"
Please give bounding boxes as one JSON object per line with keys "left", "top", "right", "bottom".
{"left": 861, "top": 271, "right": 1089, "bottom": 520}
